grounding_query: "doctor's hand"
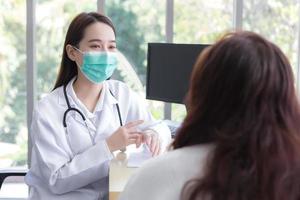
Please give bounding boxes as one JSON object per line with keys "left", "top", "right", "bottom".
{"left": 143, "top": 130, "right": 161, "bottom": 157}
{"left": 106, "top": 120, "right": 144, "bottom": 152}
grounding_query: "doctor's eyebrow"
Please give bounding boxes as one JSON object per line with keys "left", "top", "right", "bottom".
{"left": 88, "top": 39, "right": 116, "bottom": 43}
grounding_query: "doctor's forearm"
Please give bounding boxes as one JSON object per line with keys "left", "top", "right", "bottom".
{"left": 44, "top": 140, "right": 113, "bottom": 194}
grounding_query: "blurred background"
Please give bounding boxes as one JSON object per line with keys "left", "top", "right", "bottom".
{"left": 0, "top": 1, "right": 299, "bottom": 197}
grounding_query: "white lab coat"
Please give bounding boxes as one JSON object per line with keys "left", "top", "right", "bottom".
{"left": 25, "top": 77, "right": 171, "bottom": 200}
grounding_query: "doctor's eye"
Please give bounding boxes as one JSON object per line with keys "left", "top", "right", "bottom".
{"left": 90, "top": 45, "right": 101, "bottom": 49}
{"left": 109, "top": 45, "right": 117, "bottom": 51}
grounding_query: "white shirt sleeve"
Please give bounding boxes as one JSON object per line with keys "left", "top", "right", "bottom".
{"left": 30, "top": 107, "right": 113, "bottom": 194}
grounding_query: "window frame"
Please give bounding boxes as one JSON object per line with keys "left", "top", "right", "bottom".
{"left": 24, "top": 0, "right": 300, "bottom": 168}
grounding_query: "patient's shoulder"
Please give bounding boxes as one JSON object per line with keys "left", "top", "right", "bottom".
{"left": 120, "top": 144, "right": 214, "bottom": 200}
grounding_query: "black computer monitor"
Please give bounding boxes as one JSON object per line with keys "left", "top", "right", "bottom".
{"left": 146, "top": 43, "right": 210, "bottom": 104}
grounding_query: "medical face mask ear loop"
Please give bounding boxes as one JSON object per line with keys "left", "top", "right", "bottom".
{"left": 72, "top": 46, "right": 84, "bottom": 68}
{"left": 72, "top": 46, "right": 84, "bottom": 54}
{"left": 72, "top": 46, "right": 88, "bottom": 73}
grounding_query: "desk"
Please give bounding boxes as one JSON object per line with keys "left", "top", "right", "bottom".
{"left": 109, "top": 146, "right": 138, "bottom": 200}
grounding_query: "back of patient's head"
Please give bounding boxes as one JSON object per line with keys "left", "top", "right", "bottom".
{"left": 173, "top": 31, "right": 300, "bottom": 200}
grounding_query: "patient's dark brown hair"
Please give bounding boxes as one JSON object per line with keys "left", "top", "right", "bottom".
{"left": 173, "top": 31, "right": 300, "bottom": 200}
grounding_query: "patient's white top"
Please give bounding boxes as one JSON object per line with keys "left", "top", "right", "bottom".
{"left": 119, "top": 144, "right": 214, "bottom": 200}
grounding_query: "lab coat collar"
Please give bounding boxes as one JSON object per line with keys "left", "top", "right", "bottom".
{"left": 57, "top": 77, "right": 119, "bottom": 121}
{"left": 93, "top": 81, "right": 119, "bottom": 114}
{"left": 56, "top": 78, "right": 94, "bottom": 132}
{"left": 103, "top": 81, "right": 119, "bottom": 106}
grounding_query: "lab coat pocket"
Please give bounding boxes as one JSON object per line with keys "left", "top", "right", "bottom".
{"left": 65, "top": 117, "right": 94, "bottom": 155}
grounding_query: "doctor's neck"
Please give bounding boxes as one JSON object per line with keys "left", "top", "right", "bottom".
{"left": 72, "top": 74, "right": 103, "bottom": 112}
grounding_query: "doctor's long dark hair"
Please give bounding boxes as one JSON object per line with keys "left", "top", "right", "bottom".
{"left": 173, "top": 31, "right": 300, "bottom": 200}
{"left": 53, "top": 12, "right": 116, "bottom": 90}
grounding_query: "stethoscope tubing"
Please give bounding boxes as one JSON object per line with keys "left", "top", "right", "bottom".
{"left": 62, "top": 84, "right": 123, "bottom": 152}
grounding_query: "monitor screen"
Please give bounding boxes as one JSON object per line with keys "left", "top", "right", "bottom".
{"left": 146, "top": 43, "right": 209, "bottom": 104}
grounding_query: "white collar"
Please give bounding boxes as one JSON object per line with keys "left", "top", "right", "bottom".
{"left": 58, "top": 77, "right": 119, "bottom": 119}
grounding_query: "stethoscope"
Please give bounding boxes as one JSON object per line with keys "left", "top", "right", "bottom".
{"left": 62, "top": 84, "right": 123, "bottom": 151}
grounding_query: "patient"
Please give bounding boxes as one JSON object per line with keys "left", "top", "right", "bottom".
{"left": 119, "top": 31, "right": 300, "bottom": 200}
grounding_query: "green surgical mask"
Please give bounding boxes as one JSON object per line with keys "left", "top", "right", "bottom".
{"left": 73, "top": 46, "right": 118, "bottom": 84}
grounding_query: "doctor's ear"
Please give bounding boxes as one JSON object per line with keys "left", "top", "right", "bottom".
{"left": 66, "top": 44, "right": 77, "bottom": 61}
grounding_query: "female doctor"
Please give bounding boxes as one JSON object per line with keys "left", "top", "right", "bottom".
{"left": 25, "top": 12, "right": 171, "bottom": 200}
